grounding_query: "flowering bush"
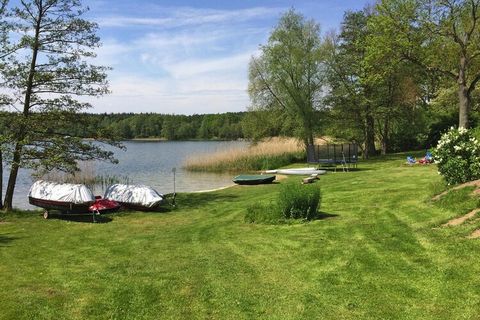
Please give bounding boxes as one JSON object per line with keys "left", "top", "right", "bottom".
{"left": 432, "top": 127, "right": 480, "bottom": 185}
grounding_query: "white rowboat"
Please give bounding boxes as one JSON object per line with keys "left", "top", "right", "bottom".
{"left": 265, "top": 168, "right": 327, "bottom": 176}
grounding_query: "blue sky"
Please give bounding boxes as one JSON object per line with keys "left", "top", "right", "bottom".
{"left": 84, "top": 0, "right": 371, "bottom": 114}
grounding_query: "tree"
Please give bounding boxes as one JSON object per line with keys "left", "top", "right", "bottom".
{"left": 1, "top": 0, "right": 116, "bottom": 211}
{"left": 324, "top": 10, "right": 378, "bottom": 157}
{"left": 248, "top": 9, "right": 326, "bottom": 150}
{"left": 0, "top": 0, "right": 12, "bottom": 209}
{"left": 326, "top": 7, "right": 431, "bottom": 156}
{"left": 373, "top": 0, "right": 480, "bottom": 128}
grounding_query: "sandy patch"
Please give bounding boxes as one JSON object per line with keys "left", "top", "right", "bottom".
{"left": 193, "top": 185, "right": 235, "bottom": 193}
{"left": 442, "top": 209, "right": 480, "bottom": 227}
{"left": 468, "top": 229, "right": 480, "bottom": 239}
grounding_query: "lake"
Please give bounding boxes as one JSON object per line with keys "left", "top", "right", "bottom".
{"left": 2, "top": 140, "right": 248, "bottom": 210}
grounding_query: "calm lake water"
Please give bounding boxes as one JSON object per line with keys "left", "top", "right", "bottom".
{"left": 2, "top": 140, "right": 248, "bottom": 210}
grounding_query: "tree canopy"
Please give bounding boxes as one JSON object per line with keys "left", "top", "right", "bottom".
{"left": 0, "top": 0, "right": 117, "bottom": 210}
{"left": 247, "top": 9, "right": 326, "bottom": 149}
{"left": 371, "top": 0, "right": 480, "bottom": 128}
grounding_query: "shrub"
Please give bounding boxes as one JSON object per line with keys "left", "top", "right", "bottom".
{"left": 278, "top": 182, "right": 321, "bottom": 220}
{"left": 432, "top": 127, "right": 480, "bottom": 185}
{"left": 244, "top": 182, "right": 322, "bottom": 223}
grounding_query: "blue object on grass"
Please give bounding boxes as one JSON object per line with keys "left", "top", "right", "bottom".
{"left": 425, "top": 151, "right": 433, "bottom": 161}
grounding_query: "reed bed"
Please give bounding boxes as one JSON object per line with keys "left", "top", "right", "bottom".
{"left": 36, "top": 162, "right": 131, "bottom": 190}
{"left": 183, "top": 137, "right": 306, "bottom": 172}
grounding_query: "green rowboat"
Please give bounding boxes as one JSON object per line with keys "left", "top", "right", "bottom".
{"left": 233, "top": 175, "right": 276, "bottom": 185}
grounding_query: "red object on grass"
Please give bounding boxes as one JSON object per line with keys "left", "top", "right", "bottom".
{"left": 89, "top": 198, "right": 121, "bottom": 213}
{"left": 418, "top": 157, "right": 433, "bottom": 164}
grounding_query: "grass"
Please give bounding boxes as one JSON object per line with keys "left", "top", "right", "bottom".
{"left": 1, "top": 154, "right": 480, "bottom": 319}
{"left": 434, "top": 186, "right": 480, "bottom": 215}
{"left": 183, "top": 137, "right": 305, "bottom": 172}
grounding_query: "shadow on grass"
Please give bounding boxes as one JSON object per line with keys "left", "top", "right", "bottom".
{"left": 116, "top": 206, "right": 176, "bottom": 215}
{"left": 174, "top": 192, "right": 240, "bottom": 210}
{"left": 45, "top": 212, "right": 113, "bottom": 224}
{"left": 320, "top": 167, "right": 372, "bottom": 173}
{"left": 0, "top": 233, "right": 19, "bottom": 247}
{"left": 313, "top": 211, "right": 339, "bottom": 220}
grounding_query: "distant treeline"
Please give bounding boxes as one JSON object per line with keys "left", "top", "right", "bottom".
{"left": 1, "top": 109, "right": 465, "bottom": 149}
{"left": 72, "top": 112, "right": 246, "bottom": 140}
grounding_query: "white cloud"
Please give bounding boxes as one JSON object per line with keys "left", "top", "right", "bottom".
{"left": 91, "top": 74, "right": 249, "bottom": 114}
{"left": 96, "top": 6, "right": 282, "bottom": 28}
{"left": 87, "top": 5, "right": 278, "bottom": 114}
{"left": 94, "top": 39, "right": 133, "bottom": 66}
{"left": 164, "top": 52, "right": 253, "bottom": 78}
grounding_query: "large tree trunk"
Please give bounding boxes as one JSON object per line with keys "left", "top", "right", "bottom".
{"left": 2, "top": 13, "right": 41, "bottom": 211}
{"left": 364, "top": 112, "right": 376, "bottom": 159}
{"left": 458, "top": 83, "right": 470, "bottom": 129}
{"left": 3, "top": 143, "right": 21, "bottom": 211}
{"left": 381, "top": 118, "right": 389, "bottom": 156}
{"left": 458, "top": 57, "right": 470, "bottom": 128}
{"left": 0, "top": 148, "right": 2, "bottom": 209}
{"left": 302, "top": 116, "right": 315, "bottom": 152}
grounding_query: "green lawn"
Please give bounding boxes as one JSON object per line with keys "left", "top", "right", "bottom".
{"left": 1, "top": 155, "right": 480, "bottom": 319}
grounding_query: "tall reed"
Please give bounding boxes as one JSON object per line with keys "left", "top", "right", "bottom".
{"left": 183, "top": 137, "right": 306, "bottom": 172}
{"left": 36, "top": 161, "right": 131, "bottom": 190}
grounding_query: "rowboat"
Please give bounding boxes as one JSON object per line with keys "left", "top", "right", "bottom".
{"left": 28, "top": 180, "right": 96, "bottom": 219}
{"left": 265, "top": 168, "right": 327, "bottom": 175}
{"left": 103, "top": 184, "right": 164, "bottom": 211}
{"left": 233, "top": 174, "right": 276, "bottom": 185}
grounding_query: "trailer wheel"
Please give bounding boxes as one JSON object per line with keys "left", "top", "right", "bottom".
{"left": 43, "top": 210, "right": 49, "bottom": 219}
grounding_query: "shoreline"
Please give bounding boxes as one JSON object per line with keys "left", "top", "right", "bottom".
{"left": 127, "top": 138, "right": 249, "bottom": 142}
{"left": 193, "top": 184, "right": 236, "bottom": 193}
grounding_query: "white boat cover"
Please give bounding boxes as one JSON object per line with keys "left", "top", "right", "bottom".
{"left": 104, "top": 184, "right": 164, "bottom": 208}
{"left": 265, "top": 168, "right": 327, "bottom": 175}
{"left": 28, "top": 180, "right": 95, "bottom": 204}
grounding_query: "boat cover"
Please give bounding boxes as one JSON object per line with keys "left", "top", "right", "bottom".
{"left": 28, "top": 180, "right": 95, "bottom": 204}
{"left": 104, "top": 184, "right": 164, "bottom": 208}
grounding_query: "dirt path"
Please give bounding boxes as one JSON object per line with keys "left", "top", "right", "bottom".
{"left": 442, "top": 209, "right": 480, "bottom": 227}
{"left": 468, "top": 229, "right": 480, "bottom": 239}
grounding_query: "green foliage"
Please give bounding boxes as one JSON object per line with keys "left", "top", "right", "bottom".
{"left": 245, "top": 180, "right": 321, "bottom": 223}
{"left": 432, "top": 127, "right": 480, "bottom": 185}
{"left": 248, "top": 9, "right": 326, "bottom": 148}
{"left": 69, "top": 112, "right": 246, "bottom": 141}
{"left": 278, "top": 182, "right": 321, "bottom": 220}
{"left": 372, "top": 0, "right": 480, "bottom": 128}
{"left": 0, "top": 0, "right": 118, "bottom": 209}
